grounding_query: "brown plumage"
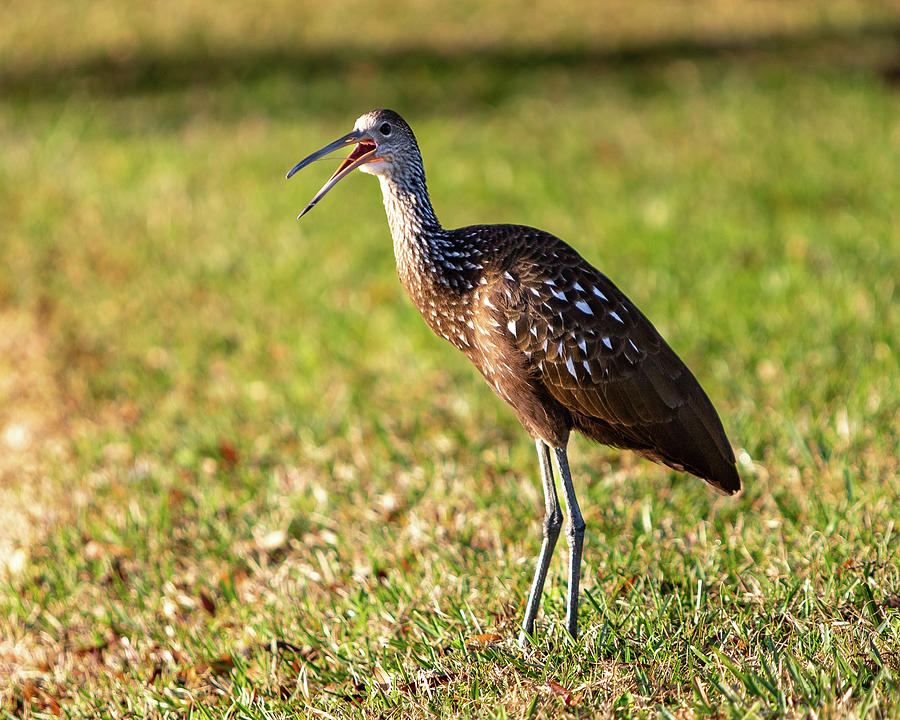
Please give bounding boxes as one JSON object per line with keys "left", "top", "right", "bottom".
{"left": 287, "top": 109, "right": 740, "bottom": 646}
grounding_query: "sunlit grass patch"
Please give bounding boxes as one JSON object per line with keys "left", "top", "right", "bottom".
{"left": 1, "top": 4, "right": 899, "bottom": 717}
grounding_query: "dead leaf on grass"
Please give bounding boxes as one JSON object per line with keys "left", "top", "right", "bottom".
{"left": 539, "top": 681, "right": 576, "bottom": 707}
{"left": 168, "top": 487, "right": 188, "bottom": 508}
{"left": 467, "top": 633, "right": 504, "bottom": 647}
{"left": 219, "top": 440, "right": 239, "bottom": 466}
{"left": 372, "top": 664, "right": 393, "bottom": 690}
{"left": 187, "top": 654, "right": 235, "bottom": 681}
{"left": 204, "top": 655, "right": 236, "bottom": 676}
{"left": 617, "top": 575, "right": 638, "bottom": 595}
{"left": 199, "top": 590, "right": 216, "bottom": 615}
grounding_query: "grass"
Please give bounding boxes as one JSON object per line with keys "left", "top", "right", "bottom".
{"left": 1, "top": 2, "right": 899, "bottom": 717}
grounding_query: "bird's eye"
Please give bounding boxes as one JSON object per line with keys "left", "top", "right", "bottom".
{"left": 380, "top": 122, "right": 392, "bottom": 136}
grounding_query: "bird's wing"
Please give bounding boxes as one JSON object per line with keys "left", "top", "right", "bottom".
{"left": 500, "top": 254, "right": 684, "bottom": 428}
{"left": 490, "top": 233, "right": 738, "bottom": 493}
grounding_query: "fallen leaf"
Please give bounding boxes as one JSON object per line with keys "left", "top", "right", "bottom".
{"left": 618, "top": 575, "right": 637, "bottom": 595}
{"left": 199, "top": 591, "right": 216, "bottom": 615}
{"left": 539, "top": 681, "right": 576, "bottom": 707}
{"left": 168, "top": 488, "right": 188, "bottom": 507}
{"left": 219, "top": 440, "right": 239, "bottom": 466}
{"left": 197, "top": 654, "right": 235, "bottom": 676}
{"left": 467, "top": 633, "right": 503, "bottom": 647}
{"left": 372, "top": 664, "right": 393, "bottom": 689}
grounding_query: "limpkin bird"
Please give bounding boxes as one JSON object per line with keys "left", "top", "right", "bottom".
{"left": 287, "top": 109, "right": 740, "bottom": 646}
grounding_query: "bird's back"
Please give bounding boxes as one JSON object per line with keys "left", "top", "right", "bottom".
{"left": 408, "top": 224, "right": 740, "bottom": 495}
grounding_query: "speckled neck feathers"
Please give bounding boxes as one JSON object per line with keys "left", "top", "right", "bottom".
{"left": 377, "top": 155, "right": 482, "bottom": 295}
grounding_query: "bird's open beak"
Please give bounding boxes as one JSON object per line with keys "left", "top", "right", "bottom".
{"left": 286, "top": 130, "right": 380, "bottom": 219}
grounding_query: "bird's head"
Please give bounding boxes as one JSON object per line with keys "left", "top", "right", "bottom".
{"left": 286, "top": 109, "right": 418, "bottom": 219}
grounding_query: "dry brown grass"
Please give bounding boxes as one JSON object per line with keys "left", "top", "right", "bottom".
{"left": 0, "top": 309, "right": 74, "bottom": 580}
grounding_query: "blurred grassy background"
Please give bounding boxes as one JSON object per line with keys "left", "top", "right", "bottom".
{"left": 1, "top": 1, "right": 899, "bottom": 718}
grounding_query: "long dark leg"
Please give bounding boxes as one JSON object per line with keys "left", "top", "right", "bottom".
{"left": 555, "top": 446, "right": 585, "bottom": 641}
{"left": 518, "top": 439, "right": 563, "bottom": 648}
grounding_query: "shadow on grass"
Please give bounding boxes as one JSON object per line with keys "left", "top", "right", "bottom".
{"left": 2, "top": 21, "right": 899, "bottom": 109}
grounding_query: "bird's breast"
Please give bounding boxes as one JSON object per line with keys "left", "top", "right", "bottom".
{"left": 398, "top": 267, "right": 480, "bottom": 356}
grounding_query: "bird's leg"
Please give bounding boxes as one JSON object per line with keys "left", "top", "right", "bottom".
{"left": 555, "top": 446, "right": 585, "bottom": 641}
{"left": 518, "top": 439, "right": 563, "bottom": 649}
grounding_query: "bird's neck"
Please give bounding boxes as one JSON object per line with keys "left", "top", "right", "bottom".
{"left": 378, "top": 171, "right": 442, "bottom": 245}
{"left": 377, "top": 172, "right": 456, "bottom": 286}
